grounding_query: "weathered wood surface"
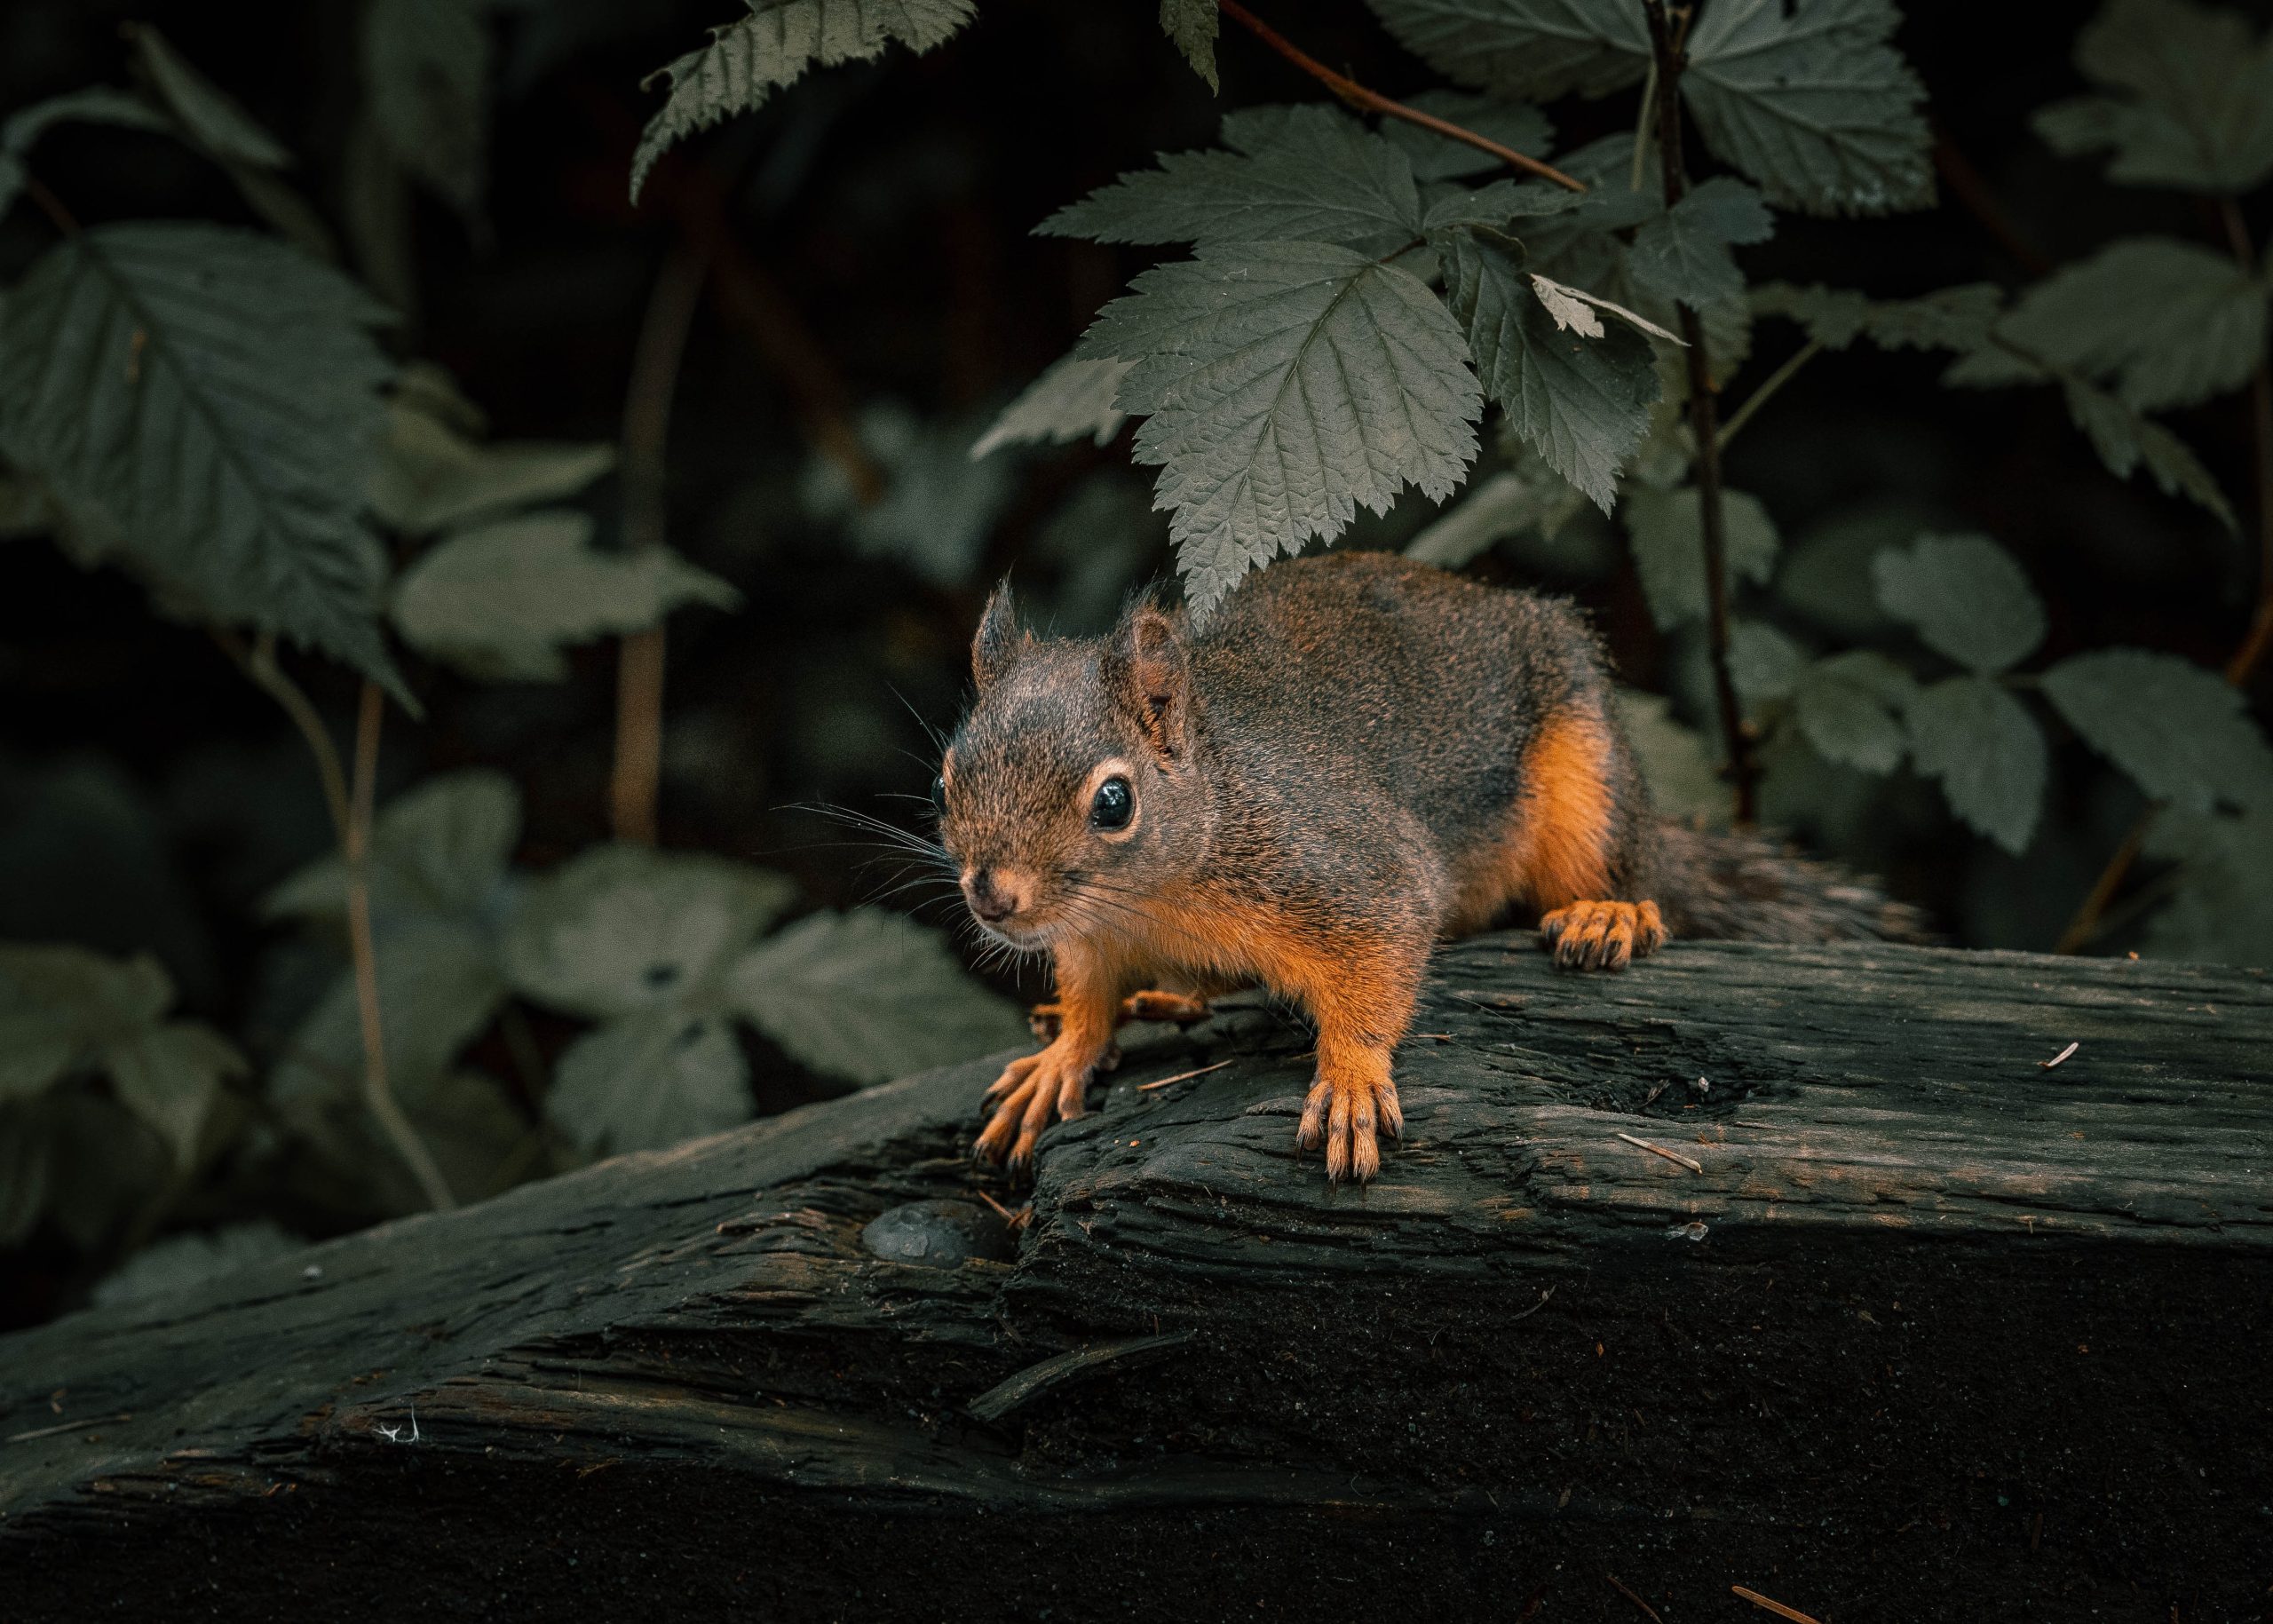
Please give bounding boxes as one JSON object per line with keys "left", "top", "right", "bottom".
{"left": 3, "top": 937, "right": 2269, "bottom": 1621}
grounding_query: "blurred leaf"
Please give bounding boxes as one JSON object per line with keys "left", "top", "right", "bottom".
{"left": 2031, "top": 0, "right": 2273, "bottom": 193}
{"left": 104, "top": 1022, "right": 245, "bottom": 1168}
{"left": 505, "top": 844, "right": 796, "bottom": 1021}
{"left": 1729, "top": 621, "right": 1806, "bottom": 703}
{"left": 1420, "top": 177, "right": 1583, "bottom": 234}
{"left": 1683, "top": 0, "right": 1932, "bottom": 216}
{"left": 271, "top": 917, "right": 506, "bottom": 1104}
{"left": 404, "top": 1067, "right": 530, "bottom": 1201}
{"left": 392, "top": 512, "right": 740, "bottom": 681}
{"left": 1387, "top": 91, "right": 1553, "bottom": 181}
{"left": 2051, "top": 375, "right": 2236, "bottom": 532}
{"left": 1792, "top": 651, "right": 1916, "bottom": 774}
{"left": 125, "top": 24, "right": 293, "bottom": 169}
{"left": 1906, "top": 676, "right": 2047, "bottom": 853}
{"left": 1775, "top": 501, "right": 1937, "bottom": 638}
{"left": 970, "top": 354, "right": 1132, "bottom": 459}
{"left": 547, "top": 1010, "right": 749, "bottom": 1154}
{"left": 0, "top": 91, "right": 170, "bottom": 218}
{"left": 1364, "top": 0, "right": 1650, "bottom": 101}
{"left": 1627, "top": 178, "right": 1774, "bottom": 307}
{"left": 1080, "top": 242, "right": 1480, "bottom": 615}
{"left": 1159, "top": 0, "right": 1220, "bottom": 91}
{"left": 0, "top": 1102, "right": 53, "bottom": 1247}
{"left": 92, "top": 1221, "right": 300, "bottom": 1309}
{"left": 1442, "top": 233, "right": 1659, "bottom": 512}
{"left": 632, "top": 0, "right": 977, "bottom": 199}
{"left": 2142, "top": 809, "right": 2273, "bottom": 965}
{"left": 1030, "top": 473, "right": 1164, "bottom": 633}
{"left": 807, "top": 402, "right": 1016, "bottom": 588}
{"left": 370, "top": 392, "right": 614, "bottom": 534}
{"left": 1622, "top": 485, "right": 1780, "bottom": 630}
{"left": 362, "top": 0, "right": 491, "bottom": 216}
{"left": 1616, "top": 689, "right": 1726, "bottom": 825}
{"left": 1872, "top": 533, "right": 2046, "bottom": 675}
{"left": 0, "top": 224, "right": 403, "bottom": 696}
{"left": 265, "top": 769, "right": 522, "bottom": 927}
{"left": 1752, "top": 281, "right": 2001, "bottom": 353}
{"left": 2043, "top": 649, "right": 2273, "bottom": 813}
{"left": 725, "top": 908, "right": 1025, "bottom": 1086}
{"left": 1405, "top": 464, "right": 1588, "bottom": 567}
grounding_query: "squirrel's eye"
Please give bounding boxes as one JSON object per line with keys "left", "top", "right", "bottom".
{"left": 1090, "top": 775, "right": 1135, "bottom": 831}
{"left": 931, "top": 774, "right": 947, "bottom": 814}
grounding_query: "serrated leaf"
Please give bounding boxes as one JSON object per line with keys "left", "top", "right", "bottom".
{"left": 1420, "top": 178, "right": 1583, "bottom": 234}
{"left": 271, "top": 918, "right": 507, "bottom": 1104}
{"left": 392, "top": 512, "right": 741, "bottom": 681}
{"left": 1627, "top": 177, "right": 1773, "bottom": 307}
{"left": 2042, "top": 649, "right": 2273, "bottom": 813}
{"left": 1079, "top": 241, "right": 1481, "bottom": 614}
{"left": 1793, "top": 650, "right": 1917, "bottom": 774}
{"left": 1364, "top": 0, "right": 1651, "bottom": 100}
{"left": 1622, "top": 486, "right": 1781, "bottom": 629}
{"left": 102, "top": 1022, "right": 245, "bottom": 1168}
{"left": 362, "top": 0, "right": 490, "bottom": 215}
{"left": 1752, "top": 281, "right": 2003, "bottom": 353}
{"left": 1683, "top": 0, "right": 1933, "bottom": 217}
{"left": 971, "top": 355, "right": 1133, "bottom": 458}
{"left": 1872, "top": 533, "right": 2045, "bottom": 676}
{"left": 1906, "top": 676, "right": 2047, "bottom": 853}
{"left": 632, "top": 0, "right": 977, "bottom": 200}
{"left": 125, "top": 24, "right": 292, "bottom": 170}
{"left": 0, "top": 224, "right": 402, "bottom": 694}
{"left": 369, "top": 393, "right": 614, "bottom": 535}
{"left": 1159, "top": 0, "right": 1220, "bottom": 91}
{"left": 505, "top": 844, "right": 796, "bottom": 1020}
{"left": 1730, "top": 620, "right": 1806, "bottom": 703}
{"left": 1041, "top": 107, "right": 1425, "bottom": 257}
{"left": 92, "top": 1221, "right": 302, "bottom": 1308}
{"left": 546, "top": 1010, "right": 750, "bottom": 1154}
{"left": 2032, "top": 0, "right": 2273, "bottom": 193}
{"left": 1382, "top": 91, "right": 1554, "bottom": 181}
{"left": 725, "top": 908, "right": 1024, "bottom": 1086}
{"left": 265, "top": 769, "right": 523, "bottom": 926}
{"left": 1615, "top": 689, "right": 1728, "bottom": 825}
{"left": 1985, "top": 237, "right": 2266, "bottom": 412}
{"left": 2054, "top": 376, "right": 2237, "bottom": 532}
{"left": 1442, "top": 234, "right": 1659, "bottom": 512}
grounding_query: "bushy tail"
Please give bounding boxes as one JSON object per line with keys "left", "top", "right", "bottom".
{"left": 1650, "top": 821, "right": 1931, "bottom": 945}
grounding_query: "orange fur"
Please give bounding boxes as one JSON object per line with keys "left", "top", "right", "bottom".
{"left": 1444, "top": 705, "right": 1616, "bottom": 935}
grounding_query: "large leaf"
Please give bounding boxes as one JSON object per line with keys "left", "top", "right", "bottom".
{"left": 2042, "top": 650, "right": 2273, "bottom": 813}
{"left": 546, "top": 1010, "right": 751, "bottom": 1154}
{"left": 504, "top": 844, "right": 796, "bottom": 1021}
{"left": 265, "top": 769, "right": 523, "bottom": 927}
{"left": 392, "top": 512, "right": 741, "bottom": 681}
{"left": 632, "top": 0, "right": 976, "bottom": 199}
{"left": 1160, "top": 0, "right": 1220, "bottom": 91}
{"left": 369, "top": 390, "right": 615, "bottom": 535}
{"left": 1621, "top": 485, "right": 1781, "bottom": 630}
{"left": 1383, "top": 91, "right": 1554, "bottom": 181}
{"left": 1079, "top": 242, "right": 1481, "bottom": 614}
{"left": 0, "top": 224, "right": 401, "bottom": 693}
{"left": 1682, "top": 0, "right": 1933, "bottom": 216}
{"left": 1626, "top": 178, "right": 1774, "bottom": 307}
{"left": 362, "top": 0, "right": 490, "bottom": 215}
{"left": 2032, "top": 0, "right": 2273, "bottom": 194}
{"left": 970, "top": 354, "right": 1133, "bottom": 459}
{"left": 1041, "top": 107, "right": 1426, "bottom": 257}
{"left": 1872, "top": 533, "right": 2046, "bottom": 676}
{"left": 1905, "top": 676, "right": 2047, "bottom": 854}
{"left": 1363, "top": 0, "right": 1651, "bottom": 100}
{"left": 1792, "top": 650, "right": 1917, "bottom": 774}
{"left": 725, "top": 909, "right": 1024, "bottom": 1086}
{"left": 1441, "top": 232, "right": 1657, "bottom": 513}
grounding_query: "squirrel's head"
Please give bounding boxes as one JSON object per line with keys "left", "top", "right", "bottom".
{"left": 937, "top": 581, "right": 1203, "bottom": 950}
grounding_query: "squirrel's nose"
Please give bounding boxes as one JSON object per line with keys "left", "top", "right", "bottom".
{"left": 963, "top": 867, "right": 1027, "bottom": 923}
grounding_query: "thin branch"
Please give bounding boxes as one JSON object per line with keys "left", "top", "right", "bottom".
{"left": 1642, "top": 0, "right": 1755, "bottom": 823}
{"left": 345, "top": 680, "right": 456, "bottom": 1211}
{"left": 1717, "top": 340, "right": 1822, "bottom": 453}
{"left": 20, "top": 171, "right": 81, "bottom": 236}
{"left": 212, "top": 630, "right": 351, "bottom": 845}
{"left": 1215, "top": 0, "right": 1587, "bottom": 194}
{"left": 1930, "top": 123, "right": 2053, "bottom": 279}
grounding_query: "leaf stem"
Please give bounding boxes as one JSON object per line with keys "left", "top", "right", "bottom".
{"left": 1642, "top": 0, "right": 1755, "bottom": 824}
{"left": 1214, "top": 0, "right": 1587, "bottom": 194}
{"left": 1717, "top": 339, "right": 1822, "bottom": 453}
{"left": 213, "top": 630, "right": 352, "bottom": 845}
{"left": 20, "top": 171, "right": 81, "bottom": 236}
{"left": 345, "top": 679, "right": 455, "bottom": 1210}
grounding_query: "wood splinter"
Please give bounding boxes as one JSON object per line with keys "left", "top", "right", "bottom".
{"left": 1616, "top": 1131, "right": 1704, "bottom": 1174}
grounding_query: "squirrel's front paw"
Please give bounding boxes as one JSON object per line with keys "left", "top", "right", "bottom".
{"left": 975, "top": 1037, "right": 1105, "bottom": 1174}
{"left": 1540, "top": 899, "right": 1666, "bottom": 970}
{"left": 1295, "top": 1056, "right": 1403, "bottom": 1184}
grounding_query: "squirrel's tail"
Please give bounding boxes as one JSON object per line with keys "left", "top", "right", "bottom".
{"left": 1649, "top": 821, "right": 1931, "bottom": 946}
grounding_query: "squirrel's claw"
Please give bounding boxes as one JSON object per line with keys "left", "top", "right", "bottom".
{"left": 975, "top": 1037, "right": 1100, "bottom": 1174}
{"left": 1295, "top": 1057, "right": 1401, "bottom": 1184}
{"left": 1540, "top": 899, "right": 1667, "bottom": 971}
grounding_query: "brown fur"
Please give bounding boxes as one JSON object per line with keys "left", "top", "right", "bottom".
{"left": 939, "top": 551, "right": 1921, "bottom": 1184}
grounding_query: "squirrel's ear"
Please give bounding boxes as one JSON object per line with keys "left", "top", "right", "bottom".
{"left": 1104, "top": 597, "right": 1191, "bottom": 762}
{"left": 971, "top": 579, "right": 1028, "bottom": 693}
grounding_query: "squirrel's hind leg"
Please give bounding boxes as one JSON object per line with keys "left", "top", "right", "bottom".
{"left": 1027, "top": 986, "right": 1216, "bottom": 1042}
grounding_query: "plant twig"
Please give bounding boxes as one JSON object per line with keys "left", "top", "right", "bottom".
{"left": 1731, "top": 1587, "right": 1824, "bottom": 1624}
{"left": 1616, "top": 1130, "right": 1703, "bottom": 1173}
{"left": 345, "top": 680, "right": 455, "bottom": 1211}
{"left": 1929, "top": 123, "right": 2053, "bottom": 278}
{"left": 1642, "top": 0, "right": 1755, "bottom": 822}
{"left": 1717, "top": 340, "right": 1823, "bottom": 453}
{"left": 1136, "top": 1058, "right": 1235, "bottom": 1091}
{"left": 20, "top": 170, "right": 81, "bottom": 236}
{"left": 1605, "top": 1573, "right": 1665, "bottom": 1624}
{"left": 212, "top": 630, "right": 351, "bottom": 845}
{"left": 1215, "top": 0, "right": 1587, "bottom": 193}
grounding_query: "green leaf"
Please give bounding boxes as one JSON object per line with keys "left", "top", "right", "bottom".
{"left": 2053, "top": 376, "right": 2237, "bottom": 533}
{"left": 125, "top": 24, "right": 292, "bottom": 170}
{"left": 1627, "top": 178, "right": 1773, "bottom": 307}
{"left": 1614, "top": 689, "right": 1727, "bottom": 825}
{"left": 547, "top": 1010, "right": 751, "bottom": 1154}
{"left": 1040, "top": 107, "right": 1425, "bottom": 257}
{"left": 2031, "top": 0, "right": 2273, "bottom": 193}
{"left": 0, "top": 224, "right": 403, "bottom": 695}
{"left": 1419, "top": 177, "right": 1584, "bottom": 234}
{"left": 504, "top": 844, "right": 797, "bottom": 1021}
{"left": 362, "top": 0, "right": 490, "bottom": 215}
{"left": 1752, "top": 281, "right": 2003, "bottom": 353}
{"left": 1079, "top": 242, "right": 1481, "bottom": 614}
{"left": 0, "top": 87, "right": 171, "bottom": 167}
{"left": 0, "top": 947, "right": 170, "bottom": 1101}
{"left": 271, "top": 918, "right": 507, "bottom": 1104}
{"left": 2142, "top": 809, "right": 2273, "bottom": 966}
{"left": 102, "top": 1022, "right": 246, "bottom": 1168}
{"left": 1363, "top": 0, "right": 1651, "bottom": 100}
{"left": 2042, "top": 649, "right": 2273, "bottom": 813}
{"left": 265, "top": 769, "right": 523, "bottom": 926}
{"left": 1905, "top": 676, "right": 2047, "bottom": 853}
{"left": 92, "top": 1221, "right": 301, "bottom": 1309}
{"left": 1382, "top": 91, "right": 1553, "bottom": 181}
{"left": 1683, "top": 0, "right": 1933, "bottom": 216}
{"left": 970, "top": 354, "right": 1133, "bottom": 458}
{"left": 369, "top": 391, "right": 614, "bottom": 535}
{"left": 808, "top": 402, "right": 1018, "bottom": 588}
{"left": 1791, "top": 650, "right": 1917, "bottom": 774}
{"left": 725, "top": 908, "right": 1025, "bottom": 1086}
{"left": 1730, "top": 620, "right": 1807, "bottom": 703}
{"left": 1872, "top": 533, "right": 2046, "bottom": 675}
{"left": 1621, "top": 485, "right": 1780, "bottom": 630}
{"left": 1159, "top": 0, "right": 1220, "bottom": 91}
{"left": 392, "top": 512, "right": 741, "bottom": 681}
{"left": 632, "top": 0, "right": 977, "bottom": 200}
{"left": 1982, "top": 238, "right": 2266, "bottom": 412}
{"left": 1443, "top": 234, "right": 1659, "bottom": 512}
{"left": 1403, "top": 463, "right": 1588, "bottom": 567}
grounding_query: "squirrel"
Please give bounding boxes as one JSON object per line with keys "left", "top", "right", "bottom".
{"left": 936, "top": 550, "right": 1921, "bottom": 1184}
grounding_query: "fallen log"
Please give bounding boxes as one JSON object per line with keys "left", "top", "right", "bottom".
{"left": 2, "top": 937, "right": 2269, "bottom": 1621}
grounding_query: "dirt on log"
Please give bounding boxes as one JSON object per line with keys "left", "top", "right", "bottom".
{"left": 2, "top": 937, "right": 2269, "bottom": 1621}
